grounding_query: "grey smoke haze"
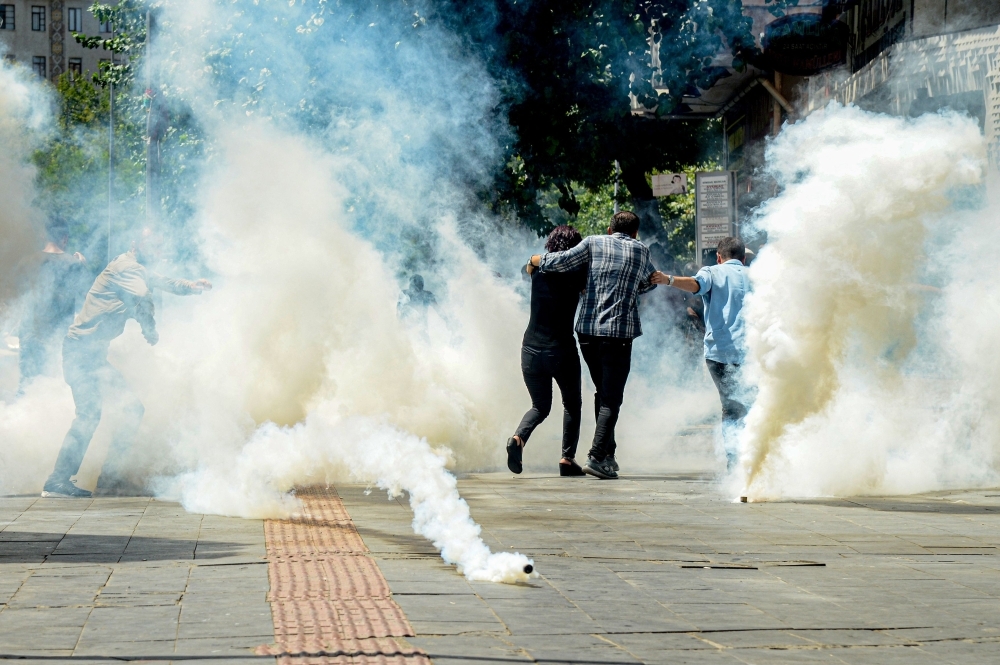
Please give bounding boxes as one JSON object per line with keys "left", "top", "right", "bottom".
{"left": 0, "top": 1, "right": 720, "bottom": 581}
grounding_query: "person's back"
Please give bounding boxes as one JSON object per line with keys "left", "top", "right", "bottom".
{"left": 44, "top": 231, "right": 211, "bottom": 498}
{"left": 522, "top": 268, "right": 587, "bottom": 349}
{"left": 529, "top": 211, "right": 658, "bottom": 479}
{"left": 656, "top": 236, "right": 751, "bottom": 472}
{"left": 696, "top": 258, "right": 749, "bottom": 364}
{"left": 508, "top": 225, "right": 588, "bottom": 477}
{"left": 573, "top": 233, "right": 654, "bottom": 339}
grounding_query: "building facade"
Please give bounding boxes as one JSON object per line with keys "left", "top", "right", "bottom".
{"left": 712, "top": 0, "right": 1000, "bottom": 228}
{"left": 0, "top": 0, "right": 110, "bottom": 82}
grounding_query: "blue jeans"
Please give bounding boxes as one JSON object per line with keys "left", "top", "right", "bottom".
{"left": 706, "top": 360, "right": 747, "bottom": 470}
{"left": 48, "top": 339, "right": 144, "bottom": 486}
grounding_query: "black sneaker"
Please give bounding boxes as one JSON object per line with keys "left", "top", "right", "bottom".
{"left": 583, "top": 457, "right": 618, "bottom": 480}
{"left": 41, "top": 479, "right": 93, "bottom": 498}
{"left": 607, "top": 455, "right": 619, "bottom": 472}
{"left": 506, "top": 437, "right": 523, "bottom": 474}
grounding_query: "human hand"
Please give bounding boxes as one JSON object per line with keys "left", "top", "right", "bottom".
{"left": 650, "top": 271, "right": 670, "bottom": 285}
{"left": 193, "top": 279, "right": 213, "bottom": 292}
{"left": 73, "top": 252, "right": 86, "bottom": 262}
{"left": 526, "top": 260, "right": 536, "bottom": 275}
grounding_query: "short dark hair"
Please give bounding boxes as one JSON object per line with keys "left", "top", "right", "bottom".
{"left": 610, "top": 211, "right": 640, "bottom": 236}
{"left": 716, "top": 236, "right": 746, "bottom": 262}
{"left": 45, "top": 219, "right": 69, "bottom": 243}
{"left": 545, "top": 225, "right": 583, "bottom": 253}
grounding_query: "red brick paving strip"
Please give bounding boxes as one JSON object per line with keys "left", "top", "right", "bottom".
{"left": 257, "top": 487, "right": 430, "bottom": 665}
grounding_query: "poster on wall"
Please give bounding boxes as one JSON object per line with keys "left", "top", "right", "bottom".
{"left": 695, "top": 171, "right": 737, "bottom": 267}
{"left": 651, "top": 173, "right": 687, "bottom": 196}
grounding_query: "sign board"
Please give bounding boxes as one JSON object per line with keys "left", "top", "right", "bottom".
{"left": 695, "top": 171, "right": 737, "bottom": 267}
{"left": 651, "top": 173, "right": 687, "bottom": 197}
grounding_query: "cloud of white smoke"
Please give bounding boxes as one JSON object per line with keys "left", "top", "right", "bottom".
{"left": 0, "top": 1, "right": 715, "bottom": 583}
{"left": 738, "top": 103, "right": 995, "bottom": 500}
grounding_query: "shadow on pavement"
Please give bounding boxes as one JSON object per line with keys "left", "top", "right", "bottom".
{"left": 791, "top": 498, "right": 1000, "bottom": 515}
{"left": 0, "top": 532, "right": 248, "bottom": 564}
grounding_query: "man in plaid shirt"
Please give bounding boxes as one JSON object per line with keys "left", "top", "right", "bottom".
{"left": 527, "top": 211, "right": 657, "bottom": 479}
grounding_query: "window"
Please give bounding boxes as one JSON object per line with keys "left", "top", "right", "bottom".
{"left": 30, "top": 6, "right": 44, "bottom": 31}
{"left": 67, "top": 7, "right": 82, "bottom": 32}
{"left": 32, "top": 56, "right": 46, "bottom": 78}
{"left": 0, "top": 5, "right": 14, "bottom": 30}
{"left": 68, "top": 58, "right": 82, "bottom": 79}
{"left": 99, "top": 19, "right": 112, "bottom": 33}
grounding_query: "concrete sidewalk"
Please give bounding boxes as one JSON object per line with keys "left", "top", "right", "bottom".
{"left": 340, "top": 472, "right": 1000, "bottom": 665}
{"left": 0, "top": 496, "right": 273, "bottom": 663}
{"left": 4, "top": 473, "right": 1000, "bottom": 664}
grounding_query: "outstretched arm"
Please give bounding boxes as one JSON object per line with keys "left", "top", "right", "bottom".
{"left": 651, "top": 271, "right": 700, "bottom": 293}
{"left": 148, "top": 272, "right": 213, "bottom": 296}
{"left": 530, "top": 237, "right": 591, "bottom": 275}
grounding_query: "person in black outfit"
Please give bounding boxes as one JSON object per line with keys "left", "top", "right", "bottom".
{"left": 507, "top": 225, "right": 587, "bottom": 477}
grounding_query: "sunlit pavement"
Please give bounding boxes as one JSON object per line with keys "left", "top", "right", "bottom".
{"left": 4, "top": 475, "right": 1000, "bottom": 664}
{"left": 343, "top": 472, "right": 1000, "bottom": 665}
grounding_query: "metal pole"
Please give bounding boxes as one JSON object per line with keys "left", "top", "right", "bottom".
{"left": 145, "top": 9, "right": 153, "bottom": 228}
{"left": 107, "top": 21, "right": 115, "bottom": 263}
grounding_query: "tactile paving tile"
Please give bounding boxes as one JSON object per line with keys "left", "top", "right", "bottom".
{"left": 271, "top": 598, "right": 413, "bottom": 640}
{"left": 257, "top": 637, "right": 426, "bottom": 665}
{"left": 269, "top": 556, "right": 393, "bottom": 600}
{"left": 260, "top": 486, "right": 428, "bottom": 665}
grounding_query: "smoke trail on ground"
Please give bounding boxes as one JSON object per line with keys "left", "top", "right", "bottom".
{"left": 128, "top": 1, "right": 535, "bottom": 581}
{"left": 738, "top": 103, "right": 992, "bottom": 500}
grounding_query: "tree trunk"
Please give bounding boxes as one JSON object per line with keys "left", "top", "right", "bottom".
{"left": 619, "top": 165, "right": 666, "bottom": 244}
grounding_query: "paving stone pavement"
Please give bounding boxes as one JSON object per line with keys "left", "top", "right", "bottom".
{"left": 0, "top": 496, "right": 274, "bottom": 664}
{"left": 6, "top": 474, "right": 1000, "bottom": 664}
{"left": 338, "top": 472, "right": 1000, "bottom": 665}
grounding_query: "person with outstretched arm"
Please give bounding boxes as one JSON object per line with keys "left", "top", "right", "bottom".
{"left": 526, "top": 211, "right": 657, "bottom": 480}
{"left": 41, "top": 229, "right": 212, "bottom": 498}
{"left": 652, "top": 236, "right": 749, "bottom": 470}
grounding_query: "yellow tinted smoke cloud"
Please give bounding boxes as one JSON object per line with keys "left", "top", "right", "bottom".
{"left": 740, "top": 104, "right": 986, "bottom": 499}
{"left": 0, "top": 60, "right": 46, "bottom": 310}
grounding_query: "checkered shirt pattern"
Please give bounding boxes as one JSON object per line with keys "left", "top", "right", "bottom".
{"left": 539, "top": 233, "right": 656, "bottom": 339}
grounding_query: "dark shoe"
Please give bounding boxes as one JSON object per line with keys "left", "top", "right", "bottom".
{"left": 607, "top": 455, "right": 619, "bottom": 472}
{"left": 506, "top": 437, "right": 523, "bottom": 474}
{"left": 559, "top": 460, "right": 585, "bottom": 476}
{"left": 41, "top": 479, "right": 92, "bottom": 498}
{"left": 583, "top": 457, "right": 617, "bottom": 480}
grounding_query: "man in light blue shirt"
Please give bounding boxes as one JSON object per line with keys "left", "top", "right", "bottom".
{"left": 653, "top": 237, "right": 749, "bottom": 470}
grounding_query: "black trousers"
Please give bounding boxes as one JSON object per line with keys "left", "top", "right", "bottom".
{"left": 48, "top": 339, "right": 144, "bottom": 485}
{"left": 578, "top": 334, "right": 633, "bottom": 462}
{"left": 706, "top": 359, "right": 747, "bottom": 426}
{"left": 514, "top": 344, "right": 582, "bottom": 459}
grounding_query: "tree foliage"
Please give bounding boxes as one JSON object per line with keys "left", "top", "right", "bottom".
{"left": 435, "top": 0, "right": 760, "bottom": 236}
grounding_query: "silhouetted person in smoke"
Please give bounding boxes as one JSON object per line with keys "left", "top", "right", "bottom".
{"left": 654, "top": 236, "right": 749, "bottom": 471}
{"left": 18, "top": 220, "right": 90, "bottom": 393}
{"left": 507, "top": 225, "right": 587, "bottom": 477}
{"left": 397, "top": 274, "right": 438, "bottom": 317}
{"left": 527, "top": 211, "right": 658, "bottom": 480}
{"left": 41, "top": 229, "right": 212, "bottom": 498}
